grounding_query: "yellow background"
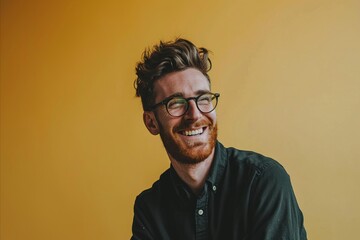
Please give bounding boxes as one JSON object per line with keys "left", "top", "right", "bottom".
{"left": 1, "top": 0, "right": 359, "bottom": 239}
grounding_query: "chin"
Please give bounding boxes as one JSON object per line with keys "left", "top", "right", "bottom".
{"left": 178, "top": 146, "right": 214, "bottom": 164}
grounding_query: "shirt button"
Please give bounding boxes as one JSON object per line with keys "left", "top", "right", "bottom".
{"left": 198, "top": 209, "right": 204, "bottom": 216}
{"left": 212, "top": 185, "right": 217, "bottom": 191}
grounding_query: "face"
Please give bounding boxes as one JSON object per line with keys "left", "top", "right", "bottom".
{"left": 144, "top": 68, "right": 218, "bottom": 165}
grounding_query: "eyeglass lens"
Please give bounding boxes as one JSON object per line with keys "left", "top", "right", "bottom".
{"left": 166, "top": 93, "right": 218, "bottom": 117}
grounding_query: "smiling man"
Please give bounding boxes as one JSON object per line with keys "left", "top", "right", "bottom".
{"left": 131, "top": 38, "right": 307, "bottom": 240}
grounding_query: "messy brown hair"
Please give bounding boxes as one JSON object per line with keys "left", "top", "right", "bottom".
{"left": 134, "top": 38, "right": 212, "bottom": 111}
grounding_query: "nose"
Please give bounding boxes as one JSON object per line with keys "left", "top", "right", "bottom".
{"left": 184, "top": 99, "right": 202, "bottom": 121}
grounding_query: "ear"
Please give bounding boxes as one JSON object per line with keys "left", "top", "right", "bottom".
{"left": 143, "top": 111, "right": 160, "bottom": 135}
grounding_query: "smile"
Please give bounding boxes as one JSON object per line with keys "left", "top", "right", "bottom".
{"left": 181, "top": 128, "right": 205, "bottom": 136}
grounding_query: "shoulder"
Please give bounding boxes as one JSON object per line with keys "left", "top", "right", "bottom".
{"left": 224, "top": 145, "right": 286, "bottom": 177}
{"left": 134, "top": 168, "right": 171, "bottom": 207}
{"left": 222, "top": 146, "right": 298, "bottom": 205}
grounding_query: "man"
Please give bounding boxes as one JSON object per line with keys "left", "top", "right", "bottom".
{"left": 131, "top": 38, "right": 307, "bottom": 240}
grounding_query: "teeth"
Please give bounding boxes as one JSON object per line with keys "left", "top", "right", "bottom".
{"left": 184, "top": 128, "right": 203, "bottom": 136}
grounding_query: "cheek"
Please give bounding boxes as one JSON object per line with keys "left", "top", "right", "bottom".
{"left": 165, "top": 119, "right": 180, "bottom": 131}
{"left": 155, "top": 113, "right": 178, "bottom": 132}
{"left": 207, "top": 112, "right": 217, "bottom": 124}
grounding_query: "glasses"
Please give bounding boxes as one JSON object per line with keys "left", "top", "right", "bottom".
{"left": 150, "top": 92, "right": 220, "bottom": 117}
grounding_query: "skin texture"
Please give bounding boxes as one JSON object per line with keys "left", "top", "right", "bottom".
{"left": 143, "top": 68, "right": 218, "bottom": 194}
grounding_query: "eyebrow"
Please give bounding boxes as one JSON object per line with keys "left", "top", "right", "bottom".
{"left": 195, "top": 90, "right": 211, "bottom": 95}
{"left": 165, "top": 90, "right": 211, "bottom": 99}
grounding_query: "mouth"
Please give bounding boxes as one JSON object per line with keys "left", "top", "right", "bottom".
{"left": 179, "top": 127, "right": 206, "bottom": 136}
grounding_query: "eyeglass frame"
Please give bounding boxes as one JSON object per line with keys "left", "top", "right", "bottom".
{"left": 148, "top": 92, "right": 220, "bottom": 117}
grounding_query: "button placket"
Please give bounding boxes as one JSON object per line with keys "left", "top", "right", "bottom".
{"left": 194, "top": 185, "right": 209, "bottom": 240}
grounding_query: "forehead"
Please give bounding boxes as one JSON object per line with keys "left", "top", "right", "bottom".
{"left": 153, "top": 68, "right": 210, "bottom": 101}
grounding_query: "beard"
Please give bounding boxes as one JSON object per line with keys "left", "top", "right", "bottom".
{"left": 158, "top": 119, "right": 218, "bottom": 165}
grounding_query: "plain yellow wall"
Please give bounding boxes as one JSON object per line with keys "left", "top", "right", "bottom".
{"left": 1, "top": 0, "right": 359, "bottom": 239}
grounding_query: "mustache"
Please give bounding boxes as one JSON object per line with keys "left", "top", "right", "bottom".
{"left": 174, "top": 119, "right": 212, "bottom": 132}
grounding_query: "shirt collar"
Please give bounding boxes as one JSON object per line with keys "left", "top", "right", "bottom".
{"left": 206, "top": 141, "right": 227, "bottom": 187}
{"left": 169, "top": 141, "right": 228, "bottom": 197}
{"left": 169, "top": 165, "right": 194, "bottom": 202}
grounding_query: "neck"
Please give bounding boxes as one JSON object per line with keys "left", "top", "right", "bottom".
{"left": 169, "top": 148, "right": 215, "bottom": 195}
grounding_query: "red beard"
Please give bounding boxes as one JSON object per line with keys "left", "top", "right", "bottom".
{"left": 159, "top": 120, "right": 218, "bottom": 165}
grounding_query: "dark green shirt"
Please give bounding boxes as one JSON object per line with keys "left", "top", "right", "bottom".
{"left": 132, "top": 141, "right": 307, "bottom": 240}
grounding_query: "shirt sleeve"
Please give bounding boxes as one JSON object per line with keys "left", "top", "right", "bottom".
{"left": 248, "top": 161, "right": 307, "bottom": 240}
{"left": 131, "top": 196, "right": 154, "bottom": 240}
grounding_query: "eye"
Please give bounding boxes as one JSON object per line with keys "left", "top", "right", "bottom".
{"left": 167, "top": 98, "right": 187, "bottom": 109}
{"left": 197, "top": 94, "right": 212, "bottom": 105}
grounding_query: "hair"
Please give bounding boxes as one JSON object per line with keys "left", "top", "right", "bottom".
{"left": 134, "top": 38, "right": 212, "bottom": 111}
